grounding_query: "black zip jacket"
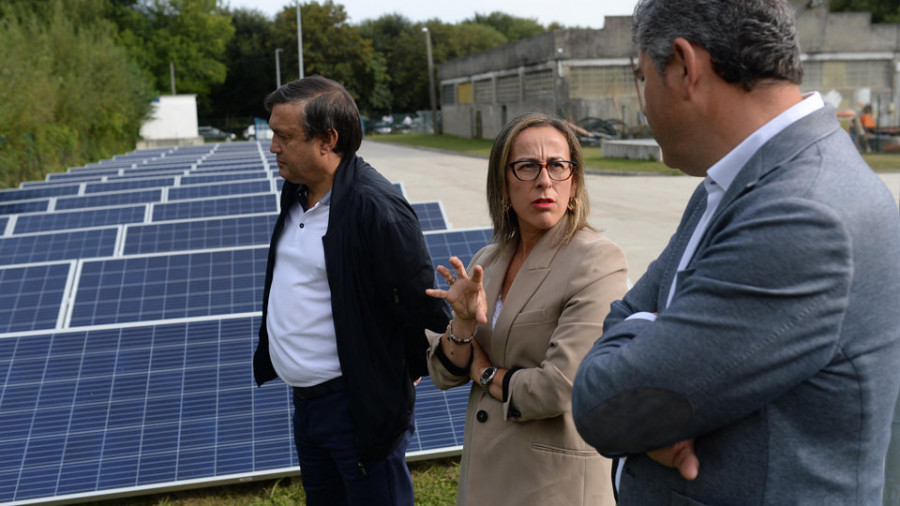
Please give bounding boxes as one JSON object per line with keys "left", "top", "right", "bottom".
{"left": 253, "top": 153, "right": 450, "bottom": 463}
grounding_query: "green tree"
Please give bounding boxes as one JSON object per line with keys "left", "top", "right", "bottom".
{"left": 272, "top": 1, "right": 391, "bottom": 114}
{"left": 204, "top": 7, "right": 278, "bottom": 132}
{"left": 465, "top": 12, "right": 545, "bottom": 42}
{"left": 830, "top": 0, "right": 900, "bottom": 23}
{"left": 113, "top": 0, "right": 235, "bottom": 96}
{"left": 0, "top": 0, "right": 152, "bottom": 186}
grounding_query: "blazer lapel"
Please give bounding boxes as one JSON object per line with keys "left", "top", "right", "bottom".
{"left": 659, "top": 185, "right": 707, "bottom": 310}
{"left": 489, "top": 220, "right": 566, "bottom": 364}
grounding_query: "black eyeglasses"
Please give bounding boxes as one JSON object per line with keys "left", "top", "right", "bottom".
{"left": 508, "top": 160, "right": 576, "bottom": 181}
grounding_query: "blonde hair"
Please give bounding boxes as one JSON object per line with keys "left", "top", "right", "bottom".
{"left": 486, "top": 112, "right": 591, "bottom": 250}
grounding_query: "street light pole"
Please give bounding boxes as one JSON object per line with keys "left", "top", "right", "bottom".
{"left": 296, "top": 2, "right": 304, "bottom": 79}
{"left": 275, "top": 48, "right": 284, "bottom": 88}
{"left": 422, "top": 27, "right": 438, "bottom": 135}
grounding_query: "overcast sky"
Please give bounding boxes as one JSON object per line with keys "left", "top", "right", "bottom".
{"left": 224, "top": 0, "right": 639, "bottom": 29}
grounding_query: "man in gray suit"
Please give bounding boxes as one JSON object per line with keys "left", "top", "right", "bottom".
{"left": 572, "top": 0, "right": 900, "bottom": 504}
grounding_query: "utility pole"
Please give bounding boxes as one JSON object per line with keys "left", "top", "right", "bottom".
{"left": 275, "top": 48, "right": 284, "bottom": 88}
{"left": 296, "top": 2, "right": 304, "bottom": 79}
{"left": 422, "top": 27, "right": 438, "bottom": 134}
{"left": 169, "top": 62, "right": 176, "bottom": 95}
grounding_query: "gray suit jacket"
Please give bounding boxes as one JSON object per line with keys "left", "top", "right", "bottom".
{"left": 572, "top": 106, "right": 900, "bottom": 505}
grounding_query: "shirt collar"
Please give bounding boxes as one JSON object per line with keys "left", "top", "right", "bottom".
{"left": 707, "top": 91, "right": 825, "bottom": 193}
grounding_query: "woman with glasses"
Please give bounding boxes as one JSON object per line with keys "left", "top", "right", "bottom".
{"left": 425, "top": 112, "right": 627, "bottom": 505}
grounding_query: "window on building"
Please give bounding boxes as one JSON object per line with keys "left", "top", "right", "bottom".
{"left": 568, "top": 65, "right": 634, "bottom": 99}
{"left": 496, "top": 75, "right": 520, "bottom": 103}
{"left": 474, "top": 79, "right": 494, "bottom": 104}
{"left": 523, "top": 69, "right": 554, "bottom": 100}
{"left": 457, "top": 82, "right": 473, "bottom": 104}
{"left": 441, "top": 84, "right": 456, "bottom": 106}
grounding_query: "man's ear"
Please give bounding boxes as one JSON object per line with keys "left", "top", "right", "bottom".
{"left": 671, "top": 37, "right": 703, "bottom": 99}
{"left": 317, "top": 128, "right": 339, "bottom": 154}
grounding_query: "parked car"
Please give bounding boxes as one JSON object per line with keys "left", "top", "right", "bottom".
{"left": 198, "top": 125, "right": 236, "bottom": 141}
{"left": 242, "top": 124, "right": 274, "bottom": 140}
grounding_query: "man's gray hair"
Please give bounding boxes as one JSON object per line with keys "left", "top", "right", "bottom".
{"left": 632, "top": 0, "right": 803, "bottom": 90}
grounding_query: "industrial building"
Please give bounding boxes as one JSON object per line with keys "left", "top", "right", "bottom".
{"left": 438, "top": 1, "right": 900, "bottom": 140}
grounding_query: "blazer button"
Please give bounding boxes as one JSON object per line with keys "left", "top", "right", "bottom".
{"left": 476, "top": 410, "right": 488, "bottom": 423}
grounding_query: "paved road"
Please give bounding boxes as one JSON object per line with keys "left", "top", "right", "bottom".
{"left": 359, "top": 140, "right": 900, "bottom": 281}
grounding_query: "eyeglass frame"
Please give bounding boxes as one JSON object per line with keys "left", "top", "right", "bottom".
{"left": 508, "top": 159, "right": 577, "bottom": 181}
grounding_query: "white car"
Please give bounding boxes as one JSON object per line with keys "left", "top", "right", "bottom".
{"left": 242, "top": 124, "right": 274, "bottom": 140}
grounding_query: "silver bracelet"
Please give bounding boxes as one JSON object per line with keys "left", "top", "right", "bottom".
{"left": 447, "top": 320, "right": 475, "bottom": 345}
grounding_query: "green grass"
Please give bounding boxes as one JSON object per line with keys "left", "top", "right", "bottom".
{"left": 369, "top": 133, "right": 900, "bottom": 173}
{"left": 84, "top": 457, "right": 461, "bottom": 505}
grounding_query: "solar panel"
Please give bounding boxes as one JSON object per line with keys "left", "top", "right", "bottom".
{"left": 13, "top": 205, "right": 147, "bottom": 234}
{"left": 411, "top": 201, "right": 449, "bottom": 231}
{"left": 151, "top": 193, "right": 277, "bottom": 222}
{"left": 0, "top": 315, "right": 469, "bottom": 504}
{"left": 55, "top": 189, "right": 163, "bottom": 211}
{"left": 0, "top": 185, "right": 80, "bottom": 203}
{"left": 85, "top": 177, "right": 177, "bottom": 194}
{"left": 0, "top": 199, "right": 50, "bottom": 216}
{"left": 167, "top": 179, "right": 272, "bottom": 200}
{"left": 425, "top": 228, "right": 493, "bottom": 289}
{"left": 0, "top": 262, "right": 73, "bottom": 333}
{"left": 0, "top": 227, "right": 119, "bottom": 265}
{"left": 68, "top": 247, "right": 268, "bottom": 327}
{"left": 123, "top": 214, "right": 276, "bottom": 255}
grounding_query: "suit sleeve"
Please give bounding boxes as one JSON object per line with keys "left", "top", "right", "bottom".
{"left": 505, "top": 238, "right": 629, "bottom": 421}
{"left": 572, "top": 196, "right": 853, "bottom": 456}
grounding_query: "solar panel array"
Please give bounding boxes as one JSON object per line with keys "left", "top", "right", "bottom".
{"left": 0, "top": 141, "right": 491, "bottom": 504}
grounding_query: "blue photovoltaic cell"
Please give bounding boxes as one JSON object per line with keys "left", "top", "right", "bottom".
{"left": 13, "top": 205, "right": 147, "bottom": 234}
{"left": 0, "top": 316, "right": 468, "bottom": 504}
{"left": 46, "top": 169, "right": 119, "bottom": 181}
{"left": 69, "top": 247, "right": 268, "bottom": 327}
{"left": 168, "top": 179, "right": 271, "bottom": 200}
{"left": 425, "top": 228, "right": 493, "bottom": 289}
{"left": 411, "top": 202, "right": 448, "bottom": 232}
{"left": 123, "top": 214, "right": 277, "bottom": 255}
{"left": 0, "top": 228, "right": 118, "bottom": 266}
{"left": 180, "top": 172, "right": 268, "bottom": 186}
{"left": 0, "top": 200, "right": 49, "bottom": 216}
{"left": 55, "top": 189, "right": 163, "bottom": 211}
{"left": 0, "top": 263, "right": 70, "bottom": 333}
{"left": 0, "top": 216, "right": 7, "bottom": 233}
{"left": 0, "top": 185, "right": 80, "bottom": 203}
{"left": 152, "top": 194, "right": 277, "bottom": 222}
{"left": 84, "top": 177, "right": 177, "bottom": 194}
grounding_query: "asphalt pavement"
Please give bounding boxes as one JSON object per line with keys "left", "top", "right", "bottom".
{"left": 358, "top": 140, "right": 900, "bottom": 281}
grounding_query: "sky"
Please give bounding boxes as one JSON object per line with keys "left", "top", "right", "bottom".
{"left": 224, "top": 0, "right": 640, "bottom": 29}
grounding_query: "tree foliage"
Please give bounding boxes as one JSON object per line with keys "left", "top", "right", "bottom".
{"left": 830, "top": 0, "right": 900, "bottom": 23}
{"left": 0, "top": 0, "right": 152, "bottom": 187}
{"left": 204, "top": 7, "right": 277, "bottom": 131}
{"left": 272, "top": 1, "right": 391, "bottom": 114}
{"left": 465, "top": 12, "right": 545, "bottom": 42}
{"left": 112, "top": 0, "right": 235, "bottom": 96}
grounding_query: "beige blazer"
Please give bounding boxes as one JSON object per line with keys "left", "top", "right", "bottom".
{"left": 427, "top": 222, "right": 628, "bottom": 505}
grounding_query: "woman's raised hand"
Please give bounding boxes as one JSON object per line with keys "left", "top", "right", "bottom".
{"left": 426, "top": 256, "right": 488, "bottom": 325}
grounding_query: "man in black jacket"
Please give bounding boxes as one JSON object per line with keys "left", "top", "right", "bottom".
{"left": 253, "top": 76, "right": 450, "bottom": 505}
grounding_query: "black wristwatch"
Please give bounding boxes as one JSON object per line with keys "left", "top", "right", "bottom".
{"left": 479, "top": 366, "right": 498, "bottom": 391}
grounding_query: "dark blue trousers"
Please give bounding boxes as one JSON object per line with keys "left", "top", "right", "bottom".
{"left": 292, "top": 387, "right": 414, "bottom": 506}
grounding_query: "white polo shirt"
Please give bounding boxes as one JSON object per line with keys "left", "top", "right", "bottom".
{"left": 266, "top": 191, "right": 342, "bottom": 387}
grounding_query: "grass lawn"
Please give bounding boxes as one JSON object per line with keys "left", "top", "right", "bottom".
{"left": 368, "top": 133, "right": 900, "bottom": 173}
{"left": 84, "top": 457, "right": 461, "bottom": 505}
